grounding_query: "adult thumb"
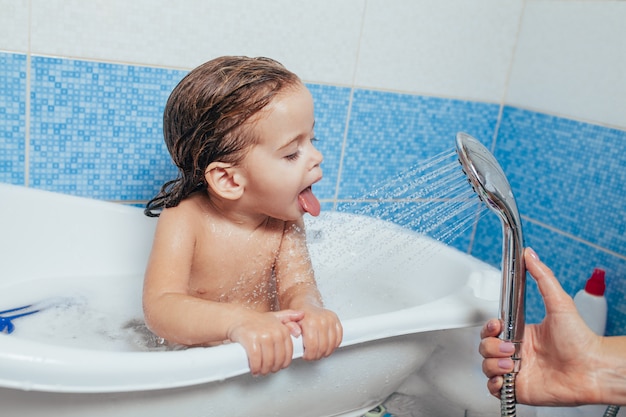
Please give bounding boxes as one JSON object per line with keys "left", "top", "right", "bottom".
{"left": 524, "top": 247, "right": 574, "bottom": 314}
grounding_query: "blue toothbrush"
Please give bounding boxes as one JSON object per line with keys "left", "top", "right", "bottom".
{"left": 0, "top": 297, "right": 73, "bottom": 334}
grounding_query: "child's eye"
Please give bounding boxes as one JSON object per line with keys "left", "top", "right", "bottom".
{"left": 285, "top": 151, "right": 301, "bottom": 161}
{"left": 284, "top": 137, "right": 318, "bottom": 161}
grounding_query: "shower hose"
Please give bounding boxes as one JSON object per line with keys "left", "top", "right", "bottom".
{"left": 603, "top": 405, "right": 621, "bottom": 417}
{"left": 500, "top": 373, "right": 517, "bottom": 416}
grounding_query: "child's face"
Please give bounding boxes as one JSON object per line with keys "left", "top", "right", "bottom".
{"left": 240, "top": 82, "right": 323, "bottom": 221}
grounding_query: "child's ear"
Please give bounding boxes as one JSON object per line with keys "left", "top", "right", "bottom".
{"left": 204, "top": 162, "right": 244, "bottom": 200}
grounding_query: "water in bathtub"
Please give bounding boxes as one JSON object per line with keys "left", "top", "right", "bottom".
{"left": 0, "top": 274, "right": 170, "bottom": 351}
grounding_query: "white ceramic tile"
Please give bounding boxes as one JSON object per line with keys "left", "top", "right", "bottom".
{"left": 355, "top": 0, "right": 523, "bottom": 102}
{"left": 0, "top": 0, "right": 30, "bottom": 52}
{"left": 507, "top": 1, "right": 626, "bottom": 129}
{"left": 29, "top": 0, "right": 364, "bottom": 85}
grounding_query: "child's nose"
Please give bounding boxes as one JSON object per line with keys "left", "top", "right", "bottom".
{"left": 310, "top": 144, "right": 323, "bottom": 168}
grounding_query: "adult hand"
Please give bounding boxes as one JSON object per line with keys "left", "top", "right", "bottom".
{"left": 479, "top": 248, "right": 603, "bottom": 406}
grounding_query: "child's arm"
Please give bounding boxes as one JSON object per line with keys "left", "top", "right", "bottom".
{"left": 143, "top": 206, "right": 303, "bottom": 375}
{"left": 275, "top": 219, "right": 343, "bottom": 361}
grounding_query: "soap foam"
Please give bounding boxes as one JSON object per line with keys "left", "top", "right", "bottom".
{"left": 0, "top": 275, "right": 177, "bottom": 352}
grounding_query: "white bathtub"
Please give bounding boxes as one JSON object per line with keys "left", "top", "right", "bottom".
{"left": 0, "top": 183, "right": 502, "bottom": 417}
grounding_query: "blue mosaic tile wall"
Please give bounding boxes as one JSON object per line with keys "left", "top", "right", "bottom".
{"left": 471, "top": 107, "right": 626, "bottom": 336}
{"left": 304, "top": 84, "right": 351, "bottom": 201}
{"left": 0, "top": 53, "right": 27, "bottom": 185}
{"left": 338, "top": 90, "right": 499, "bottom": 199}
{"left": 473, "top": 213, "right": 626, "bottom": 336}
{"left": 28, "top": 56, "right": 182, "bottom": 200}
{"left": 0, "top": 51, "right": 624, "bottom": 335}
{"left": 334, "top": 89, "right": 499, "bottom": 255}
{"left": 496, "top": 108, "right": 626, "bottom": 256}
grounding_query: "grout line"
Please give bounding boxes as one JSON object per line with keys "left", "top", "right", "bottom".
{"left": 332, "top": 90, "right": 353, "bottom": 211}
{"left": 490, "top": 104, "right": 504, "bottom": 154}
{"left": 23, "top": 0, "right": 33, "bottom": 188}
{"left": 109, "top": 200, "right": 146, "bottom": 205}
{"left": 503, "top": 103, "right": 626, "bottom": 133}
{"left": 16, "top": 51, "right": 194, "bottom": 73}
{"left": 331, "top": 0, "right": 368, "bottom": 210}
{"left": 522, "top": 215, "right": 626, "bottom": 261}
{"left": 24, "top": 55, "right": 31, "bottom": 188}
{"left": 472, "top": 2, "right": 526, "bottom": 255}
{"left": 491, "top": 1, "right": 527, "bottom": 154}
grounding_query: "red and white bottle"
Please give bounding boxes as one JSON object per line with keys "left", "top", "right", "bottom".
{"left": 573, "top": 268, "right": 608, "bottom": 336}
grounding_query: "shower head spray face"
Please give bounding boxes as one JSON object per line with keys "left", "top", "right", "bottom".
{"left": 455, "top": 132, "right": 520, "bottom": 229}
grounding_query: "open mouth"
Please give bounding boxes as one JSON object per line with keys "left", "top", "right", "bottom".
{"left": 298, "top": 186, "right": 320, "bottom": 216}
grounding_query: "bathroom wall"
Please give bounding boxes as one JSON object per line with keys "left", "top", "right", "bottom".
{"left": 1, "top": 0, "right": 624, "bottom": 335}
{"left": 471, "top": 1, "right": 626, "bottom": 336}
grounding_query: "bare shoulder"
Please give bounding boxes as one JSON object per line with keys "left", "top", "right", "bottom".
{"left": 158, "top": 193, "right": 208, "bottom": 222}
{"left": 278, "top": 218, "right": 310, "bottom": 256}
{"left": 145, "top": 194, "right": 214, "bottom": 284}
{"left": 153, "top": 193, "right": 212, "bottom": 242}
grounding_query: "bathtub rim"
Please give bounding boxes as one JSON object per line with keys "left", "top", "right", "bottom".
{"left": 0, "top": 280, "right": 498, "bottom": 393}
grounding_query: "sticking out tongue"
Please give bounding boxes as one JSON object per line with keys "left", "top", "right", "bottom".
{"left": 298, "top": 187, "right": 321, "bottom": 217}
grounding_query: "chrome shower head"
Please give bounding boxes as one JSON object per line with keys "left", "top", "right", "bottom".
{"left": 456, "top": 132, "right": 526, "bottom": 416}
{"left": 456, "top": 133, "right": 521, "bottom": 230}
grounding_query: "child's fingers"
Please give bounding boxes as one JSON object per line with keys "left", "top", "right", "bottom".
{"left": 302, "top": 328, "right": 321, "bottom": 360}
{"left": 301, "top": 317, "right": 343, "bottom": 360}
{"left": 257, "top": 334, "right": 292, "bottom": 375}
{"left": 247, "top": 339, "right": 263, "bottom": 376}
{"left": 332, "top": 320, "right": 343, "bottom": 349}
{"left": 323, "top": 321, "right": 343, "bottom": 356}
{"left": 273, "top": 309, "right": 305, "bottom": 324}
{"left": 284, "top": 321, "right": 302, "bottom": 337}
{"left": 273, "top": 333, "right": 292, "bottom": 373}
{"left": 245, "top": 324, "right": 295, "bottom": 375}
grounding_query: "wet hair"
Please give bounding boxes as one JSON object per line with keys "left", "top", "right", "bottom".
{"left": 144, "top": 56, "right": 301, "bottom": 217}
